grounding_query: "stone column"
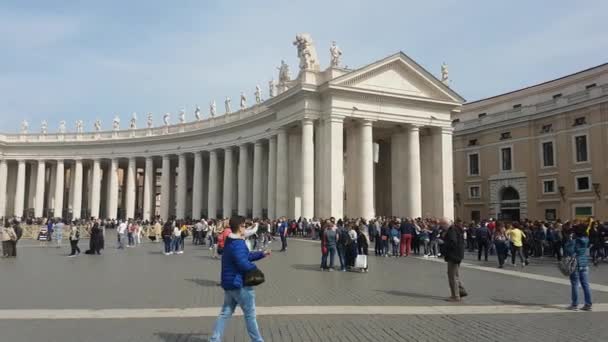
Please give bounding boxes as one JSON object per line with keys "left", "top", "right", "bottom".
{"left": 54, "top": 160, "right": 64, "bottom": 218}
{"left": 72, "top": 159, "right": 83, "bottom": 220}
{"left": 143, "top": 157, "right": 154, "bottom": 221}
{"left": 107, "top": 159, "right": 119, "bottom": 220}
{"left": 406, "top": 125, "right": 422, "bottom": 218}
{"left": 125, "top": 157, "right": 136, "bottom": 220}
{"left": 322, "top": 117, "right": 344, "bottom": 219}
{"left": 358, "top": 120, "right": 375, "bottom": 219}
{"left": 275, "top": 129, "right": 288, "bottom": 218}
{"left": 14, "top": 160, "right": 26, "bottom": 217}
{"left": 222, "top": 148, "right": 234, "bottom": 218}
{"left": 301, "top": 119, "right": 315, "bottom": 219}
{"left": 0, "top": 159, "right": 7, "bottom": 218}
{"left": 34, "top": 160, "right": 46, "bottom": 218}
{"left": 191, "top": 152, "right": 203, "bottom": 220}
{"left": 208, "top": 150, "right": 219, "bottom": 219}
{"left": 391, "top": 131, "right": 406, "bottom": 217}
{"left": 432, "top": 127, "right": 454, "bottom": 220}
{"left": 238, "top": 144, "right": 249, "bottom": 217}
{"left": 160, "top": 155, "right": 171, "bottom": 220}
{"left": 176, "top": 153, "right": 187, "bottom": 219}
{"left": 90, "top": 159, "right": 102, "bottom": 219}
{"left": 267, "top": 137, "right": 277, "bottom": 219}
{"left": 252, "top": 141, "right": 263, "bottom": 218}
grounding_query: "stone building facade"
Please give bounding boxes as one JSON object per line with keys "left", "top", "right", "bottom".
{"left": 453, "top": 63, "right": 608, "bottom": 222}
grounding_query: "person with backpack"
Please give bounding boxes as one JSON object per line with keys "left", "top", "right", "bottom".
{"left": 565, "top": 225, "right": 592, "bottom": 311}
{"left": 336, "top": 222, "right": 349, "bottom": 271}
{"left": 68, "top": 221, "right": 81, "bottom": 257}
{"left": 209, "top": 216, "right": 270, "bottom": 342}
{"left": 390, "top": 223, "right": 400, "bottom": 257}
{"left": 476, "top": 223, "right": 491, "bottom": 261}
{"left": 161, "top": 221, "right": 173, "bottom": 255}
{"left": 443, "top": 219, "right": 467, "bottom": 302}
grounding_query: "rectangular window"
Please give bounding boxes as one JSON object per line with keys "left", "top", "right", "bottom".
{"left": 552, "top": 93, "right": 562, "bottom": 99}
{"left": 585, "top": 83, "right": 596, "bottom": 90}
{"left": 574, "top": 206, "right": 593, "bottom": 219}
{"left": 500, "top": 132, "right": 512, "bottom": 140}
{"left": 575, "top": 175, "right": 591, "bottom": 192}
{"left": 478, "top": 113, "right": 487, "bottom": 118}
{"left": 545, "top": 209, "right": 557, "bottom": 221}
{"left": 573, "top": 117, "right": 587, "bottom": 126}
{"left": 468, "top": 139, "right": 478, "bottom": 146}
{"left": 468, "top": 153, "right": 479, "bottom": 176}
{"left": 541, "top": 124, "right": 552, "bottom": 133}
{"left": 471, "top": 210, "right": 481, "bottom": 223}
{"left": 469, "top": 186, "right": 481, "bottom": 199}
{"left": 574, "top": 135, "right": 588, "bottom": 162}
{"left": 513, "top": 104, "right": 522, "bottom": 109}
{"left": 542, "top": 179, "right": 556, "bottom": 194}
{"left": 541, "top": 141, "right": 554, "bottom": 167}
{"left": 500, "top": 147, "right": 512, "bottom": 171}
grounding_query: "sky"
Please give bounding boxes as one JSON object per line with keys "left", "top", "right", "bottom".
{"left": 1, "top": 0, "right": 607, "bottom": 133}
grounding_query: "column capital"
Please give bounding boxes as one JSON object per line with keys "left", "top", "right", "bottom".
{"left": 254, "top": 140, "right": 264, "bottom": 147}
{"left": 407, "top": 124, "right": 421, "bottom": 132}
{"left": 360, "top": 118, "right": 375, "bottom": 126}
{"left": 302, "top": 117, "right": 315, "bottom": 125}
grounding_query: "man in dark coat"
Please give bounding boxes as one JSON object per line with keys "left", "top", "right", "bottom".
{"left": 443, "top": 219, "right": 467, "bottom": 302}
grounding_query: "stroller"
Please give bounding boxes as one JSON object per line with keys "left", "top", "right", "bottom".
{"left": 37, "top": 226, "right": 50, "bottom": 245}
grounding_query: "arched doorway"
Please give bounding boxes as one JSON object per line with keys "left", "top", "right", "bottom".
{"left": 499, "top": 186, "right": 520, "bottom": 221}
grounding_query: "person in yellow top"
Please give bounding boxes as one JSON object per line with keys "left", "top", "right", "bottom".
{"left": 507, "top": 224, "right": 528, "bottom": 267}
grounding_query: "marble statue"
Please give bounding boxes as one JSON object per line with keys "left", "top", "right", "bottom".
{"left": 225, "top": 97, "right": 231, "bottom": 114}
{"left": 163, "top": 113, "right": 170, "bottom": 126}
{"left": 268, "top": 79, "right": 276, "bottom": 98}
{"left": 94, "top": 120, "right": 101, "bottom": 132}
{"left": 113, "top": 115, "right": 120, "bottom": 131}
{"left": 329, "top": 41, "right": 342, "bottom": 67}
{"left": 441, "top": 62, "right": 449, "bottom": 84}
{"left": 194, "top": 106, "right": 201, "bottom": 120}
{"left": 179, "top": 109, "right": 186, "bottom": 124}
{"left": 240, "top": 92, "right": 247, "bottom": 110}
{"left": 76, "top": 120, "right": 84, "bottom": 133}
{"left": 293, "top": 33, "right": 319, "bottom": 71}
{"left": 277, "top": 60, "right": 291, "bottom": 85}
{"left": 41, "top": 120, "right": 48, "bottom": 134}
{"left": 146, "top": 113, "right": 153, "bottom": 128}
{"left": 21, "top": 120, "right": 29, "bottom": 134}
{"left": 59, "top": 120, "right": 66, "bottom": 134}
{"left": 210, "top": 100, "right": 216, "bottom": 117}
{"left": 255, "top": 85, "right": 262, "bottom": 104}
{"left": 130, "top": 112, "right": 137, "bottom": 129}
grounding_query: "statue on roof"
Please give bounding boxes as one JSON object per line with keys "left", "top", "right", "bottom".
{"left": 94, "top": 120, "right": 101, "bottom": 132}
{"left": 21, "top": 120, "right": 29, "bottom": 134}
{"left": 76, "top": 120, "right": 84, "bottom": 133}
{"left": 59, "top": 120, "right": 66, "bottom": 134}
{"left": 293, "top": 33, "right": 319, "bottom": 71}
{"left": 329, "top": 41, "right": 342, "bottom": 67}
{"left": 163, "top": 113, "right": 170, "bottom": 126}
{"left": 441, "top": 62, "right": 449, "bottom": 85}
{"left": 146, "top": 113, "right": 153, "bottom": 128}
{"left": 240, "top": 92, "right": 247, "bottom": 110}
{"left": 277, "top": 60, "right": 290, "bottom": 85}
{"left": 268, "top": 79, "right": 276, "bottom": 98}
{"left": 255, "top": 85, "right": 262, "bottom": 104}
{"left": 112, "top": 115, "right": 120, "bottom": 131}
{"left": 179, "top": 109, "right": 186, "bottom": 124}
{"left": 130, "top": 112, "right": 137, "bottom": 129}
{"left": 194, "top": 106, "right": 201, "bottom": 121}
{"left": 225, "top": 97, "right": 231, "bottom": 114}
{"left": 210, "top": 100, "right": 216, "bottom": 117}
{"left": 41, "top": 120, "right": 48, "bottom": 135}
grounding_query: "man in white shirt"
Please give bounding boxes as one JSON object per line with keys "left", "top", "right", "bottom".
{"left": 117, "top": 220, "right": 127, "bottom": 249}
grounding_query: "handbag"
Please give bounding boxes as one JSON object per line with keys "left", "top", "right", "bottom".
{"left": 244, "top": 268, "right": 265, "bottom": 286}
{"left": 558, "top": 256, "right": 578, "bottom": 276}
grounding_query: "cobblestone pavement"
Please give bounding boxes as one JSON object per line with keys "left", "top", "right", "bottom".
{"left": 1, "top": 237, "right": 607, "bottom": 341}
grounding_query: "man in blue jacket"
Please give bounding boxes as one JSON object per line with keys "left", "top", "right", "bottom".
{"left": 210, "top": 216, "right": 270, "bottom": 342}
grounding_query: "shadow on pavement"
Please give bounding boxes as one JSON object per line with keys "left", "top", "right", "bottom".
{"left": 490, "top": 297, "right": 557, "bottom": 308}
{"left": 187, "top": 278, "right": 221, "bottom": 287}
{"left": 375, "top": 289, "right": 446, "bottom": 301}
{"left": 291, "top": 264, "right": 322, "bottom": 272}
{"left": 155, "top": 332, "right": 208, "bottom": 342}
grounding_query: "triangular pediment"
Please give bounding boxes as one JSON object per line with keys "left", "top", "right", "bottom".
{"left": 330, "top": 52, "right": 465, "bottom": 103}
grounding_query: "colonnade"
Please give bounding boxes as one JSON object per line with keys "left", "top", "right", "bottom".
{"left": 0, "top": 118, "right": 454, "bottom": 221}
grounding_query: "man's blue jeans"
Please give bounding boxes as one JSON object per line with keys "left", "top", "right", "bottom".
{"left": 210, "top": 287, "right": 263, "bottom": 342}
{"left": 117, "top": 233, "right": 125, "bottom": 249}
{"left": 337, "top": 246, "right": 346, "bottom": 270}
{"left": 570, "top": 267, "right": 592, "bottom": 306}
